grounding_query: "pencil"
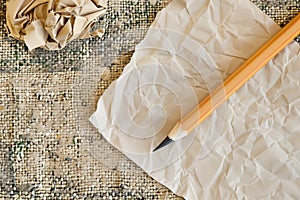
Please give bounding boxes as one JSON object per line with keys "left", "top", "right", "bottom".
{"left": 153, "top": 12, "right": 300, "bottom": 152}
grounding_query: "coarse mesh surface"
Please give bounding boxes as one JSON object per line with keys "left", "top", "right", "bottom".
{"left": 0, "top": 0, "right": 299, "bottom": 199}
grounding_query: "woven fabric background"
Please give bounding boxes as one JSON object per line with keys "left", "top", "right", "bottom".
{"left": 0, "top": 0, "right": 299, "bottom": 199}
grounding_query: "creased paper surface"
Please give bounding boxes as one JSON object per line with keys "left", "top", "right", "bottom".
{"left": 6, "top": 0, "right": 106, "bottom": 50}
{"left": 90, "top": 0, "right": 300, "bottom": 199}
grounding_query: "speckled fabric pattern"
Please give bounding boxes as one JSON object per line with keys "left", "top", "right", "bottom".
{"left": 0, "top": 0, "right": 299, "bottom": 199}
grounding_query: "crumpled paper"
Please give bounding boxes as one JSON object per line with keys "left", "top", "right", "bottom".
{"left": 6, "top": 0, "right": 107, "bottom": 50}
{"left": 90, "top": 0, "right": 300, "bottom": 199}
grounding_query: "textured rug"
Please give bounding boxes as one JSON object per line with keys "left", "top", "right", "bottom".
{"left": 0, "top": 0, "right": 299, "bottom": 199}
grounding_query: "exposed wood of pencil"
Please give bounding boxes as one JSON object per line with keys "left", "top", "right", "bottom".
{"left": 169, "top": 13, "right": 300, "bottom": 140}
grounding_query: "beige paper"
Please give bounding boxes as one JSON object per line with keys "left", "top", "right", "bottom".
{"left": 90, "top": 0, "right": 300, "bottom": 199}
{"left": 6, "top": 0, "right": 107, "bottom": 50}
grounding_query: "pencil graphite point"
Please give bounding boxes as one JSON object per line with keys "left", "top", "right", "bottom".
{"left": 153, "top": 136, "right": 173, "bottom": 152}
{"left": 153, "top": 122, "right": 187, "bottom": 151}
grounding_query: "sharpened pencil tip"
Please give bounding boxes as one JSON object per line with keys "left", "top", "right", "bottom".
{"left": 153, "top": 137, "right": 173, "bottom": 152}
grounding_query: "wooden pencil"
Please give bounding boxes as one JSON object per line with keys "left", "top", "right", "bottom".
{"left": 153, "top": 12, "right": 300, "bottom": 152}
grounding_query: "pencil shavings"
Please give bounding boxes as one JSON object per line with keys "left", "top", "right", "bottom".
{"left": 6, "top": 0, "right": 107, "bottom": 51}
